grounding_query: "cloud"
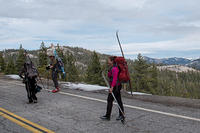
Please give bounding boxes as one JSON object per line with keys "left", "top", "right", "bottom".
{"left": 99, "top": 32, "right": 200, "bottom": 58}
{"left": 0, "top": 0, "right": 200, "bottom": 59}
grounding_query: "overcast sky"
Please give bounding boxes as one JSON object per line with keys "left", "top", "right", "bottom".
{"left": 0, "top": 0, "right": 200, "bottom": 59}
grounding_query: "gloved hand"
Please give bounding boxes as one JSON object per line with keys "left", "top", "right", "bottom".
{"left": 46, "top": 65, "right": 50, "bottom": 70}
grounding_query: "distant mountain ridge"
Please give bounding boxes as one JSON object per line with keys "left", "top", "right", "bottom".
{"left": 186, "top": 58, "right": 200, "bottom": 70}
{"left": 143, "top": 56, "right": 200, "bottom": 70}
{"left": 143, "top": 56, "right": 192, "bottom": 65}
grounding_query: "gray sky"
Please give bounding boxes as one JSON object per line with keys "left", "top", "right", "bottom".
{"left": 0, "top": 0, "right": 200, "bottom": 59}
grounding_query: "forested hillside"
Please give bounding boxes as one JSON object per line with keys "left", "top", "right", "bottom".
{"left": 1, "top": 43, "right": 200, "bottom": 99}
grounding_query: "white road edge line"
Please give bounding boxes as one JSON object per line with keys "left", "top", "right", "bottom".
{"left": 57, "top": 91, "right": 200, "bottom": 122}
{"left": 2, "top": 80, "right": 200, "bottom": 122}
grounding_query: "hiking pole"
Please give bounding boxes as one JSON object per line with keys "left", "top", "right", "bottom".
{"left": 111, "top": 92, "right": 125, "bottom": 120}
{"left": 46, "top": 69, "right": 50, "bottom": 90}
{"left": 38, "top": 74, "right": 46, "bottom": 90}
{"left": 102, "top": 72, "right": 125, "bottom": 123}
{"left": 116, "top": 31, "right": 133, "bottom": 96}
{"left": 116, "top": 31, "right": 124, "bottom": 58}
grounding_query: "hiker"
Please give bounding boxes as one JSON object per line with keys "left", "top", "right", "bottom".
{"left": 19, "top": 54, "right": 38, "bottom": 103}
{"left": 100, "top": 56, "right": 125, "bottom": 121}
{"left": 46, "top": 49, "right": 60, "bottom": 93}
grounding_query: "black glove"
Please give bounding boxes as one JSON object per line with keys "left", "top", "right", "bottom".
{"left": 46, "top": 65, "right": 50, "bottom": 70}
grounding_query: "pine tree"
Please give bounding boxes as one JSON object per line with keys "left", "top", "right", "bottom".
{"left": 148, "top": 63, "right": 158, "bottom": 94}
{"left": 65, "top": 53, "right": 79, "bottom": 82}
{"left": 132, "top": 53, "right": 150, "bottom": 92}
{"left": 0, "top": 52, "right": 5, "bottom": 72}
{"left": 5, "top": 56, "right": 16, "bottom": 74}
{"left": 85, "top": 51, "right": 104, "bottom": 85}
{"left": 16, "top": 44, "right": 25, "bottom": 73}
{"left": 37, "top": 42, "right": 48, "bottom": 77}
{"left": 38, "top": 41, "right": 47, "bottom": 67}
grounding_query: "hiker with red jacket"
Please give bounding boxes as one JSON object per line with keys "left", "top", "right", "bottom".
{"left": 100, "top": 56, "right": 125, "bottom": 121}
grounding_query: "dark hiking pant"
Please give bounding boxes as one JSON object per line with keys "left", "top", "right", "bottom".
{"left": 25, "top": 77, "right": 37, "bottom": 102}
{"left": 106, "top": 85, "right": 124, "bottom": 117}
{"left": 52, "top": 70, "right": 59, "bottom": 88}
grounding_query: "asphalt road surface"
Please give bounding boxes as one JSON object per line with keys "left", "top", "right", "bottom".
{"left": 0, "top": 77, "right": 200, "bottom": 133}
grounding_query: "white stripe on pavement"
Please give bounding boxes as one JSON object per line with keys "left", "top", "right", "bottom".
{"left": 57, "top": 91, "right": 200, "bottom": 122}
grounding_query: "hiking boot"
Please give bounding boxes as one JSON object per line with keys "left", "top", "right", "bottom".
{"left": 100, "top": 115, "right": 110, "bottom": 121}
{"left": 52, "top": 88, "right": 60, "bottom": 93}
{"left": 33, "top": 99, "right": 37, "bottom": 103}
{"left": 116, "top": 115, "right": 124, "bottom": 121}
{"left": 27, "top": 99, "right": 33, "bottom": 104}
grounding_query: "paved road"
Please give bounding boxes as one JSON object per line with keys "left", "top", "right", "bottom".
{"left": 0, "top": 78, "right": 200, "bottom": 133}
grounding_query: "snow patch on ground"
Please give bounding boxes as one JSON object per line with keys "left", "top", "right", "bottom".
{"left": 128, "top": 91, "right": 152, "bottom": 95}
{"left": 63, "top": 82, "right": 108, "bottom": 91}
{"left": 63, "top": 82, "right": 152, "bottom": 95}
{"left": 6, "top": 75, "right": 21, "bottom": 80}
{"left": 6, "top": 75, "right": 152, "bottom": 95}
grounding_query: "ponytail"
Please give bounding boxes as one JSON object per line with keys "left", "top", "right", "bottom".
{"left": 109, "top": 56, "right": 117, "bottom": 65}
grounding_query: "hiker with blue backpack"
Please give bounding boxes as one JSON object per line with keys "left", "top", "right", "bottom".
{"left": 46, "top": 44, "right": 66, "bottom": 93}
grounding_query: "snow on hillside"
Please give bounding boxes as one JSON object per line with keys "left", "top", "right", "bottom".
{"left": 27, "top": 54, "right": 37, "bottom": 58}
{"left": 47, "top": 46, "right": 75, "bottom": 55}
{"left": 157, "top": 65, "right": 198, "bottom": 72}
{"left": 75, "top": 62, "right": 87, "bottom": 67}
